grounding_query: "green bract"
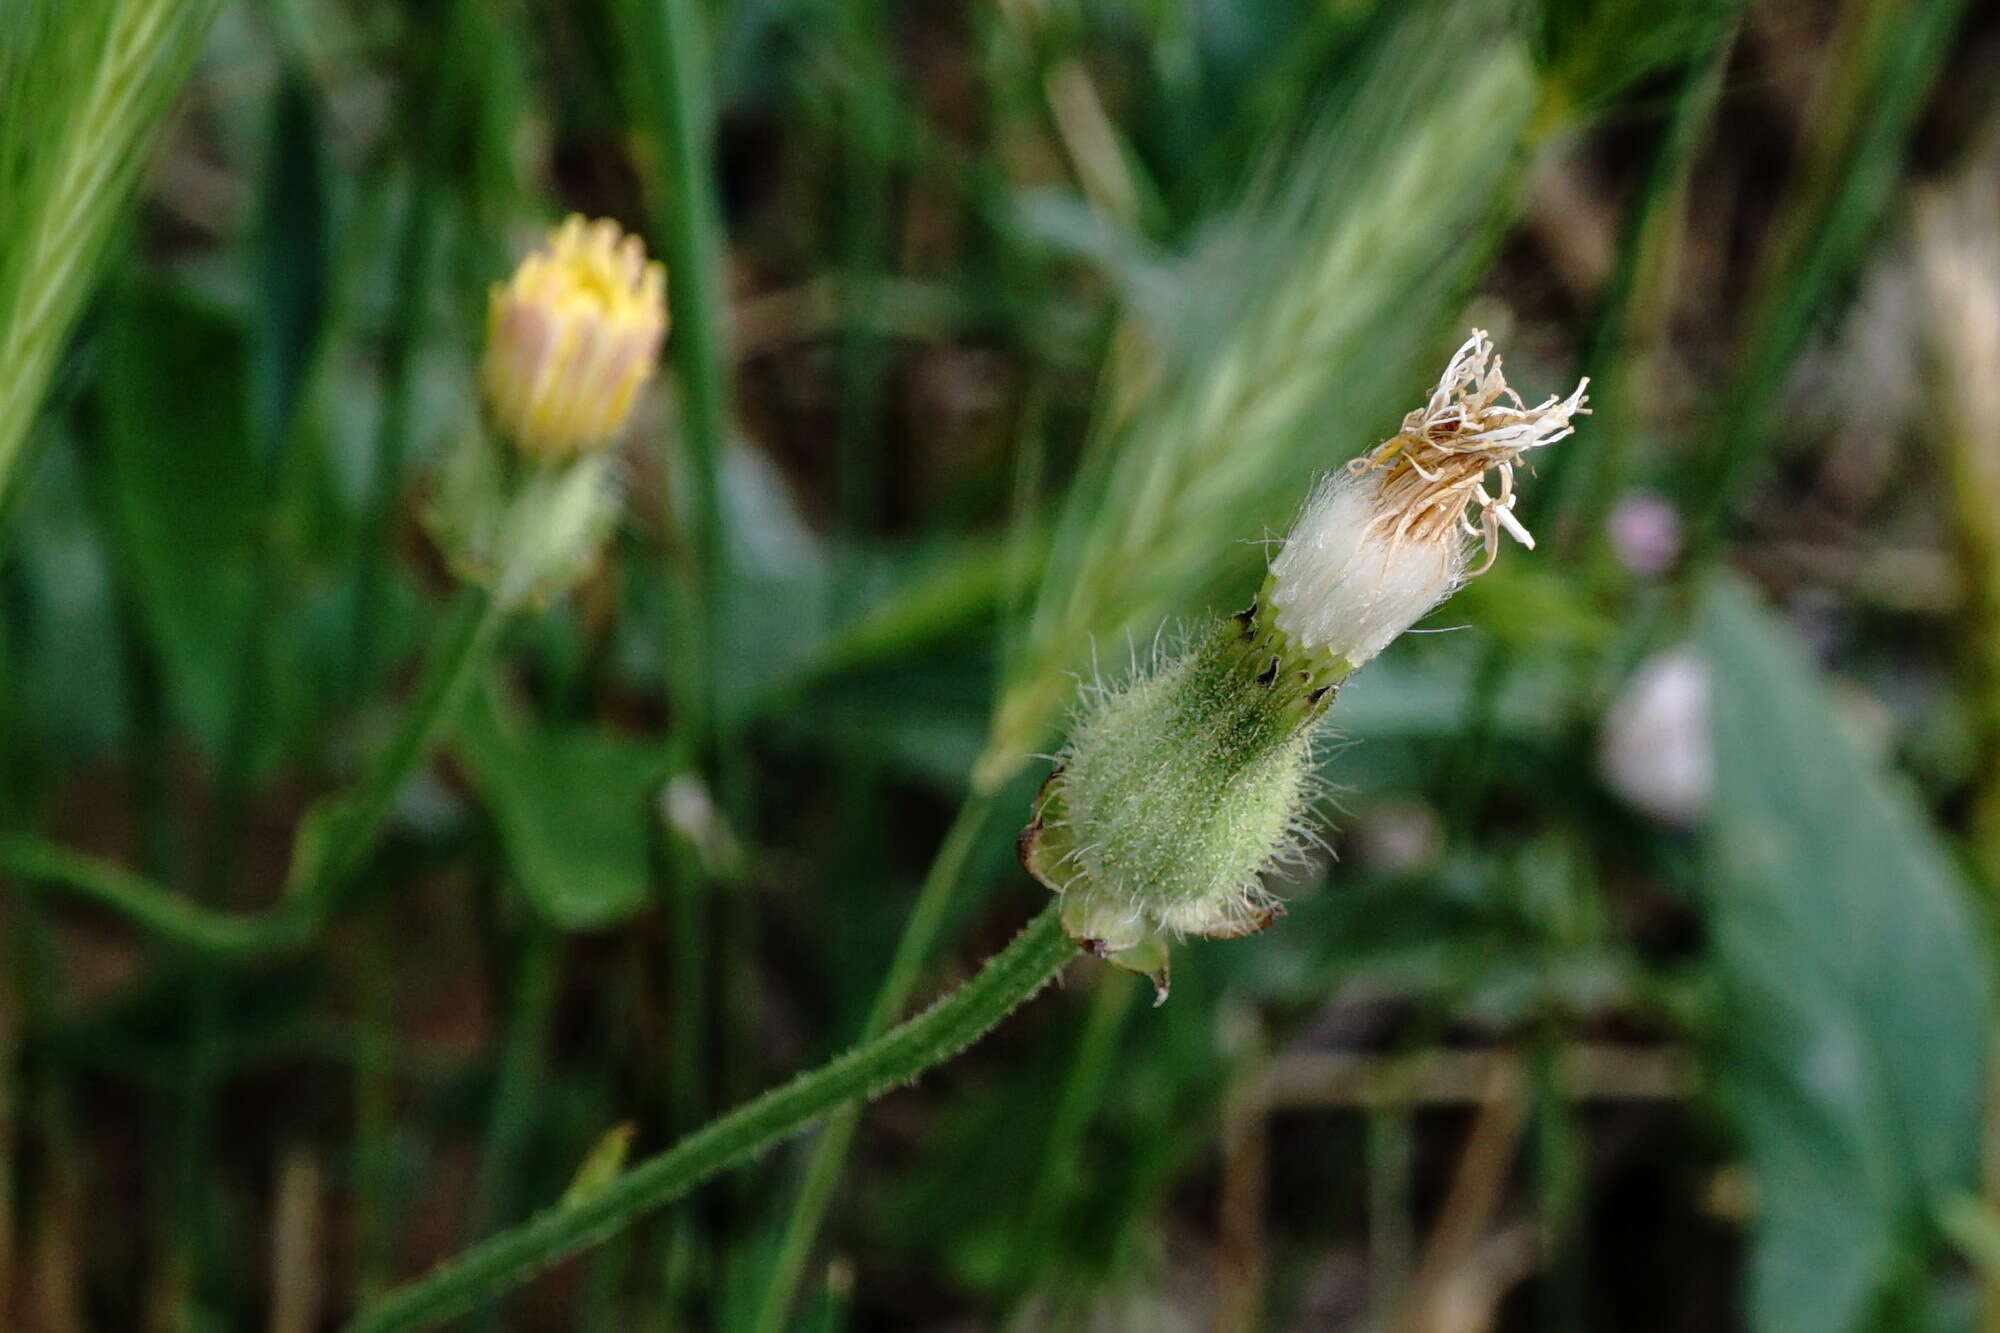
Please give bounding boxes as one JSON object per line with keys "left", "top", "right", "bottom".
{"left": 1019, "top": 607, "right": 1347, "bottom": 999}
{"left": 425, "top": 426, "right": 619, "bottom": 613}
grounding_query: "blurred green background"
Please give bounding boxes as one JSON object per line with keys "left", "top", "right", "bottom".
{"left": 4, "top": 0, "right": 2000, "bottom": 1328}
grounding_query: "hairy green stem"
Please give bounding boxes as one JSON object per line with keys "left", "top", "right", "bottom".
{"left": 347, "top": 904, "right": 1076, "bottom": 1333}
{"left": 751, "top": 792, "right": 994, "bottom": 1333}
{"left": 0, "top": 586, "right": 507, "bottom": 954}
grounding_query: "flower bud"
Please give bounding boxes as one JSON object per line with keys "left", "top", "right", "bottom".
{"left": 428, "top": 215, "right": 661, "bottom": 611}
{"left": 1021, "top": 330, "right": 1587, "bottom": 995}
{"left": 481, "top": 215, "right": 667, "bottom": 458}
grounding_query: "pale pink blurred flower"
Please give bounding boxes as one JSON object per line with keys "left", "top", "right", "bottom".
{"left": 1605, "top": 490, "right": 1681, "bottom": 578}
{"left": 1599, "top": 649, "right": 1712, "bottom": 825}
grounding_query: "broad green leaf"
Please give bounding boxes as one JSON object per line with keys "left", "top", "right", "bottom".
{"left": 1700, "top": 576, "right": 1991, "bottom": 1333}
{"left": 455, "top": 690, "right": 669, "bottom": 931}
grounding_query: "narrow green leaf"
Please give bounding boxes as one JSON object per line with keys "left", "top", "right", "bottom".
{"left": 1528, "top": 0, "right": 1736, "bottom": 114}
{"left": 561, "top": 1122, "right": 637, "bottom": 1208}
{"left": 250, "top": 67, "right": 331, "bottom": 464}
{"left": 100, "top": 282, "right": 259, "bottom": 750}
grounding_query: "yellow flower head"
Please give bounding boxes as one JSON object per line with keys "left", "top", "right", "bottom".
{"left": 482, "top": 215, "right": 667, "bottom": 458}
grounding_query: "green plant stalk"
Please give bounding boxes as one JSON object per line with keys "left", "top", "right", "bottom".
{"left": 347, "top": 904, "right": 1075, "bottom": 1333}
{"left": 472, "top": 933, "right": 564, "bottom": 1225}
{"left": 0, "top": 0, "right": 225, "bottom": 521}
{"left": 1447, "top": 25, "right": 1733, "bottom": 815}
{"left": 354, "top": 903, "right": 397, "bottom": 1304}
{"left": 469, "top": 927, "right": 563, "bottom": 1332}
{"left": 750, "top": 792, "right": 993, "bottom": 1333}
{"left": 1532, "top": 1037, "right": 1586, "bottom": 1333}
{"left": 77, "top": 395, "right": 177, "bottom": 883}
{"left": 353, "top": 0, "right": 476, "bottom": 697}
{"left": 810, "top": 1261, "right": 855, "bottom": 1333}
{"left": 0, "top": 611, "right": 10, "bottom": 813}
{"left": 833, "top": 0, "right": 893, "bottom": 580}
{"left": 805, "top": 22, "right": 898, "bottom": 1226}
{"left": 8, "top": 858, "right": 75, "bottom": 1326}
{"left": 90, "top": 383, "right": 213, "bottom": 1318}
{"left": 0, "top": 905, "right": 14, "bottom": 1320}
{"left": 1684, "top": 0, "right": 1969, "bottom": 563}
{"left": 81, "top": 356, "right": 231, "bottom": 1316}
{"left": 169, "top": 974, "right": 225, "bottom": 1322}
{"left": 620, "top": 0, "right": 729, "bottom": 748}
{"left": 657, "top": 835, "right": 710, "bottom": 1311}
{"left": 0, "top": 586, "right": 508, "bottom": 954}
{"left": 1005, "top": 968, "right": 1133, "bottom": 1287}
{"left": 347, "top": 12, "right": 478, "bottom": 1301}
{"left": 181, "top": 726, "right": 282, "bottom": 1307}
{"left": 617, "top": 0, "right": 736, "bottom": 1296}
{"left": 1949, "top": 472, "right": 2000, "bottom": 894}
{"left": 1536, "top": 20, "right": 1735, "bottom": 550}
{"left": 350, "top": 174, "right": 438, "bottom": 699}
{"left": 198, "top": 69, "right": 331, "bottom": 906}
